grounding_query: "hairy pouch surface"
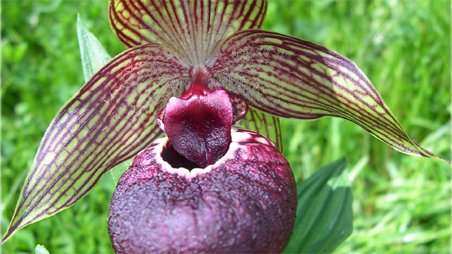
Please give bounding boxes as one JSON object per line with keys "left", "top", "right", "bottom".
{"left": 108, "top": 129, "right": 297, "bottom": 253}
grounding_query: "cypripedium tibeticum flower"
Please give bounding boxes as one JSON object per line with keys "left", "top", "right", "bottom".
{"left": 3, "top": 0, "right": 446, "bottom": 252}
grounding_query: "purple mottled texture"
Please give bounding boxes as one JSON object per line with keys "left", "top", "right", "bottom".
{"left": 108, "top": 129, "right": 297, "bottom": 253}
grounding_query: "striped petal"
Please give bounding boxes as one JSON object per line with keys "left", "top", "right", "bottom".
{"left": 109, "top": 0, "right": 267, "bottom": 65}
{"left": 2, "top": 44, "right": 189, "bottom": 242}
{"left": 210, "top": 30, "right": 442, "bottom": 160}
{"left": 237, "top": 107, "right": 283, "bottom": 151}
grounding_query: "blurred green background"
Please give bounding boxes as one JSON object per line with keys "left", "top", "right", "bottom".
{"left": 1, "top": 0, "right": 450, "bottom": 253}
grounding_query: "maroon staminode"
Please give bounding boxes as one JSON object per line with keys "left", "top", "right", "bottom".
{"left": 161, "top": 68, "right": 233, "bottom": 168}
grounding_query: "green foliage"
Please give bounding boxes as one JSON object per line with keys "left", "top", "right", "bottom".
{"left": 77, "top": 14, "right": 111, "bottom": 82}
{"left": 35, "top": 244, "right": 50, "bottom": 254}
{"left": 266, "top": 1, "right": 450, "bottom": 253}
{"left": 284, "top": 158, "right": 353, "bottom": 253}
{"left": 2, "top": 0, "right": 450, "bottom": 253}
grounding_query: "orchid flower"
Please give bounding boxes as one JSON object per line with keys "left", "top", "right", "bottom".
{"left": 3, "top": 0, "right": 445, "bottom": 252}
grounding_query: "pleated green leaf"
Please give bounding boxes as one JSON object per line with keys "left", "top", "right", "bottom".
{"left": 77, "top": 14, "right": 111, "bottom": 81}
{"left": 2, "top": 44, "right": 190, "bottom": 243}
{"left": 211, "top": 30, "right": 446, "bottom": 161}
{"left": 283, "top": 158, "right": 353, "bottom": 253}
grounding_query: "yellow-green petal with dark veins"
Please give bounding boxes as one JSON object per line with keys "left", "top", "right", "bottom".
{"left": 109, "top": 0, "right": 267, "bottom": 65}
{"left": 210, "top": 30, "right": 447, "bottom": 162}
{"left": 2, "top": 44, "right": 190, "bottom": 243}
{"left": 238, "top": 107, "right": 283, "bottom": 151}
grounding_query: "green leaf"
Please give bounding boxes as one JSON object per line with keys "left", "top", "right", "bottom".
{"left": 35, "top": 244, "right": 50, "bottom": 254}
{"left": 283, "top": 158, "right": 353, "bottom": 253}
{"left": 77, "top": 14, "right": 127, "bottom": 183}
{"left": 109, "top": 160, "right": 130, "bottom": 184}
{"left": 77, "top": 14, "right": 111, "bottom": 81}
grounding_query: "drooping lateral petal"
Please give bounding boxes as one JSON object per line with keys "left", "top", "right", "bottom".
{"left": 238, "top": 107, "right": 283, "bottom": 151}
{"left": 109, "top": 0, "right": 267, "bottom": 65}
{"left": 2, "top": 44, "right": 189, "bottom": 242}
{"left": 210, "top": 30, "right": 442, "bottom": 160}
